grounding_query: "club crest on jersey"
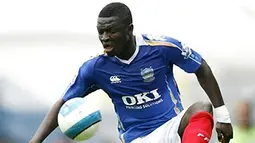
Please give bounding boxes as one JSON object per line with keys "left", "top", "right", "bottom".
{"left": 140, "top": 67, "right": 155, "bottom": 82}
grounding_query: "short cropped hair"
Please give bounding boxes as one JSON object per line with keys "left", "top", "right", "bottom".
{"left": 98, "top": 2, "right": 132, "bottom": 25}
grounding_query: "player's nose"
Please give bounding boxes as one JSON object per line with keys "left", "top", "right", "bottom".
{"left": 101, "top": 32, "right": 110, "bottom": 42}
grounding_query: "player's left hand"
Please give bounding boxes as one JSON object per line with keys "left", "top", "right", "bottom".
{"left": 215, "top": 122, "right": 233, "bottom": 143}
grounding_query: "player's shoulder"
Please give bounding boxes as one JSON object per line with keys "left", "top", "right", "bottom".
{"left": 80, "top": 52, "right": 106, "bottom": 69}
{"left": 138, "top": 33, "right": 182, "bottom": 48}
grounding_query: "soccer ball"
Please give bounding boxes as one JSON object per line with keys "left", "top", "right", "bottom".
{"left": 58, "top": 97, "right": 102, "bottom": 141}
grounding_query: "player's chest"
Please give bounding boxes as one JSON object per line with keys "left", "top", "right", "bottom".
{"left": 95, "top": 56, "right": 170, "bottom": 94}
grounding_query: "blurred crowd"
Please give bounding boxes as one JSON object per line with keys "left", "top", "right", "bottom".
{"left": 231, "top": 100, "right": 255, "bottom": 143}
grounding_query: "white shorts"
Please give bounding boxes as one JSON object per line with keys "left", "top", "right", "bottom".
{"left": 131, "top": 110, "right": 186, "bottom": 143}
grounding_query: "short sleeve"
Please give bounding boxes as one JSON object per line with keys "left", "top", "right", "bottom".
{"left": 157, "top": 36, "right": 202, "bottom": 73}
{"left": 62, "top": 59, "right": 100, "bottom": 101}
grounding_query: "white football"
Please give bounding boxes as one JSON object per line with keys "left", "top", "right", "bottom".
{"left": 58, "top": 97, "right": 102, "bottom": 141}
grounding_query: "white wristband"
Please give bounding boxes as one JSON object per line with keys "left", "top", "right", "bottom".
{"left": 214, "top": 105, "right": 231, "bottom": 123}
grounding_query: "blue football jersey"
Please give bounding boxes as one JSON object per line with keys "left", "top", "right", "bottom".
{"left": 62, "top": 34, "right": 202, "bottom": 143}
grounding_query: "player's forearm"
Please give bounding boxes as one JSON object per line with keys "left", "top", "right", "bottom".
{"left": 195, "top": 59, "right": 224, "bottom": 108}
{"left": 31, "top": 98, "right": 65, "bottom": 142}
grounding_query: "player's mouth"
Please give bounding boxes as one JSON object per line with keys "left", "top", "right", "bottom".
{"left": 103, "top": 44, "right": 114, "bottom": 53}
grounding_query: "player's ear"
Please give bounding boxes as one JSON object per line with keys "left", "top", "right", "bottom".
{"left": 127, "top": 23, "right": 134, "bottom": 34}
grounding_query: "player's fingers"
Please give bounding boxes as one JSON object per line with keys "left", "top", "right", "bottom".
{"left": 216, "top": 122, "right": 233, "bottom": 143}
{"left": 223, "top": 136, "right": 231, "bottom": 143}
{"left": 228, "top": 131, "right": 233, "bottom": 139}
{"left": 221, "top": 132, "right": 233, "bottom": 143}
{"left": 222, "top": 130, "right": 233, "bottom": 142}
{"left": 217, "top": 132, "right": 223, "bottom": 142}
{"left": 216, "top": 123, "right": 222, "bottom": 141}
{"left": 223, "top": 132, "right": 233, "bottom": 143}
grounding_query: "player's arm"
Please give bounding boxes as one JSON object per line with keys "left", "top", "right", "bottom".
{"left": 159, "top": 36, "right": 233, "bottom": 142}
{"left": 29, "top": 60, "right": 99, "bottom": 143}
{"left": 194, "top": 60, "right": 224, "bottom": 107}
{"left": 29, "top": 98, "right": 64, "bottom": 143}
{"left": 158, "top": 36, "right": 225, "bottom": 107}
{"left": 194, "top": 58, "right": 234, "bottom": 142}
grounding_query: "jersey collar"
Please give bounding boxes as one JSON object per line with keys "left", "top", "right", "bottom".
{"left": 115, "top": 35, "right": 140, "bottom": 65}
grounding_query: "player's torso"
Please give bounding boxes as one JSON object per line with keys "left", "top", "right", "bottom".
{"left": 91, "top": 34, "right": 184, "bottom": 142}
{"left": 96, "top": 46, "right": 169, "bottom": 111}
{"left": 94, "top": 42, "right": 182, "bottom": 119}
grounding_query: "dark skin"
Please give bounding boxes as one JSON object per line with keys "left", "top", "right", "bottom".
{"left": 97, "top": 16, "right": 233, "bottom": 142}
{"left": 97, "top": 16, "right": 136, "bottom": 59}
{"left": 29, "top": 16, "right": 233, "bottom": 143}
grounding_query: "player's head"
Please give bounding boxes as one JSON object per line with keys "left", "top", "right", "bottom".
{"left": 97, "top": 2, "right": 133, "bottom": 57}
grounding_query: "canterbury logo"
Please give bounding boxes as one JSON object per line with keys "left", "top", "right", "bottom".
{"left": 110, "top": 76, "right": 121, "bottom": 84}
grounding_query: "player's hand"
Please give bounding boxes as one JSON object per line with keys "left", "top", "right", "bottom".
{"left": 215, "top": 122, "right": 233, "bottom": 143}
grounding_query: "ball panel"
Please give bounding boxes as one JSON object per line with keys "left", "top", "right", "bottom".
{"left": 64, "top": 110, "right": 102, "bottom": 139}
{"left": 58, "top": 114, "right": 70, "bottom": 132}
{"left": 74, "top": 123, "right": 101, "bottom": 141}
{"left": 59, "top": 98, "right": 99, "bottom": 122}
{"left": 59, "top": 98, "right": 85, "bottom": 117}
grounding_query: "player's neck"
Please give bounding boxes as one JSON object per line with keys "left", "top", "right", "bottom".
{"left": 116, "top": 35, "right": 136, "bottom": 60}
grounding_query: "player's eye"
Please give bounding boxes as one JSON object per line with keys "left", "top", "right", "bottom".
{"left": 109, "top": 28, "right": 118, "bottom": 34}
{"left": 98, "top": 29, "right": 104, "bottom": 35}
